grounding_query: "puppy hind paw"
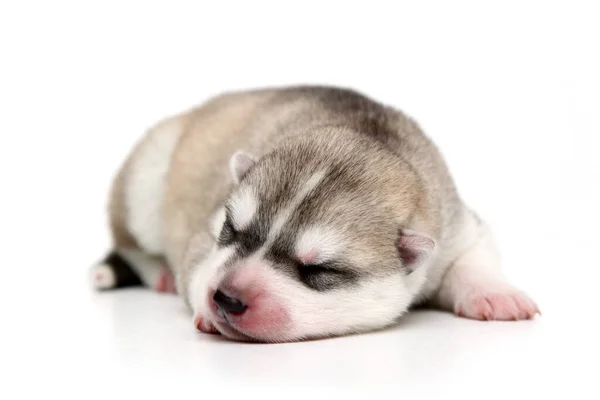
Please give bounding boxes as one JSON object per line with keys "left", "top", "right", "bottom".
{"left": 90, "top": 263, "right": 117, "bottom": 290}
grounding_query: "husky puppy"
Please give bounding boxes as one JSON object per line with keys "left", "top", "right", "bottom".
{"left": 91, "top": 86, "right": 539, "bottom": 342}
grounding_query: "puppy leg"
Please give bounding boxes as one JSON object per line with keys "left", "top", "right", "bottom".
{"left": 91, "top": 251, "right": 142, "bottom": 290}
{"left": 121, "top": 249, "right": 177, "bottom": 294}
{"left": 433, "top": 224, "right": 540, "bottom": 320}
{"left": 91, "top": 249, "right": 177, "bottom": 293}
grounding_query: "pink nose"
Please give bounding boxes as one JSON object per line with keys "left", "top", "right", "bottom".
{"left": 213, "top": 289, "right": 248, "bottom": 315}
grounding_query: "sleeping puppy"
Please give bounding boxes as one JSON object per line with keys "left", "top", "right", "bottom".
{"left": 91, "top": 86, "right": 539, "bottom": 342}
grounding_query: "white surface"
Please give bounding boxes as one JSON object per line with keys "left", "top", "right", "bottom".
{"left": 0, "top": 1, "right": 598, "bottom": 399}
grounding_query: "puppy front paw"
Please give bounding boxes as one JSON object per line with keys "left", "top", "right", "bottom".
{"left": 455, "top": 285, "right": 540, "bottom": 321}
{"left": 194, "top": 315, "right": 220, "bottom": 335}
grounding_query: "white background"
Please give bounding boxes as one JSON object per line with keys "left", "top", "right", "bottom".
{"left": 0, "top": 1, "right": 598, "bottom": 399}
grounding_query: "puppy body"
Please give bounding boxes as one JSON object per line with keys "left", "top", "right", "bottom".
{"left": 93, "top": 86, "right": 538, "bottom": 342}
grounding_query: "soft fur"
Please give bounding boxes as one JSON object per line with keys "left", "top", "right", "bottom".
{"left": 94, "top": 86, "right": 539, "bottom": 342}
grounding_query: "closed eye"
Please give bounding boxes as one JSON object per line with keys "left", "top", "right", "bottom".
{"left": 296, "top": 261, "right": 356, "bottom": 291}
{"left": 298, "top": 262, "right": 341, "bottom": 275}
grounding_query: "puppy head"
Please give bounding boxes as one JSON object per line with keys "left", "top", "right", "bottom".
{"left": 189, "top": 129, "right": 436, "bottom": 342}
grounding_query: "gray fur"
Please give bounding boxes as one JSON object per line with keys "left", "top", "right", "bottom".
{"left": 103, "top": 85, "right": 489, "bottom": 340}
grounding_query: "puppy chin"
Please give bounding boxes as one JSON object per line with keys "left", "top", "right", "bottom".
{"left": 213, "top": 320, "right": 256, "bottom": 342}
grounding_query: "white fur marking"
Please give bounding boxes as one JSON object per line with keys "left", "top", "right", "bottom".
{"left": 210, "top": 207, "right": 227, "bottom": 239}
{"left": 229, "top": 187, "right": 258, "bottom": 230}
{"left": 91, "top": 263, "right": 116, "bottom": 289}
{"left": 259, "top": 170, "right": 326, "bottom": 255}
{"left": 295, "top": 226, "right": 344, "bottom": 264}
{"left": 125, "top": 119, "right": 183, "bottom": 254}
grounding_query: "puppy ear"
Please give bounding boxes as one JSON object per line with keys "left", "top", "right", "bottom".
{"left": 229, "top": 150, "right": 258, "bottom": 184}
{"left": 397, "top": 229, "right": 436, "bottom": 274}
